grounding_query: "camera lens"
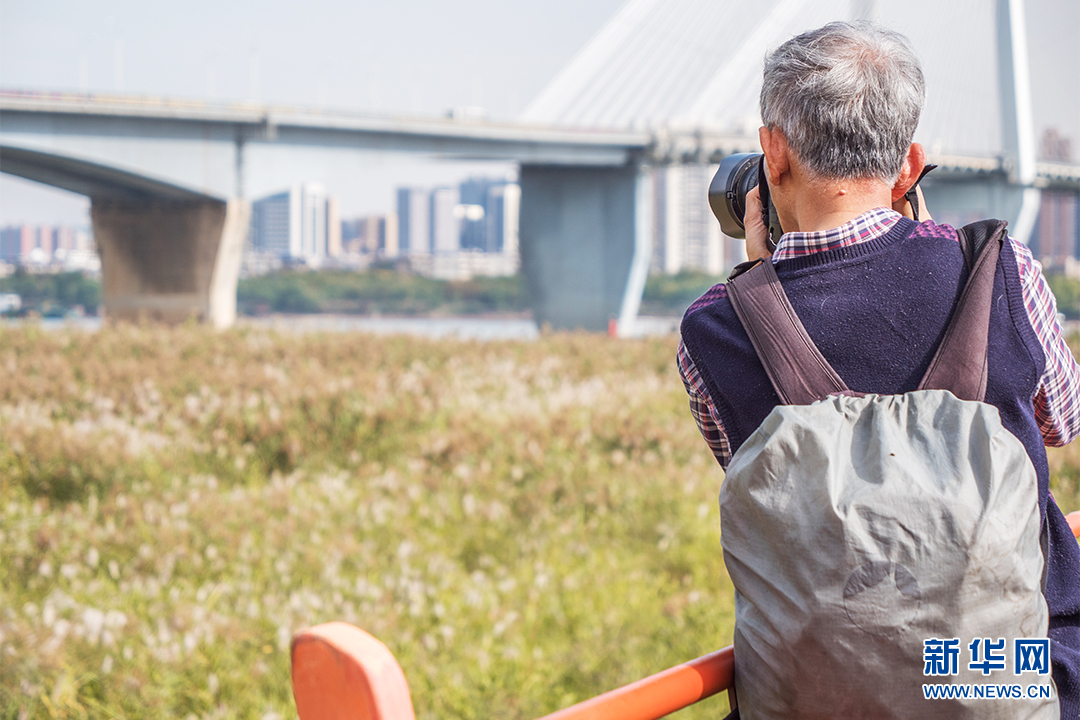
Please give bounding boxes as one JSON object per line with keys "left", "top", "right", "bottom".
{"left": 708, "top": 153, "right": 762, "bottom": 239}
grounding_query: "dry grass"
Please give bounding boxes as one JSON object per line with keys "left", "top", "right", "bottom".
{"left": 1, "top": 324, "right": 733, "bottom": 719}
{"left": 2, "top": 323, "right": 1077, "bottom": 719}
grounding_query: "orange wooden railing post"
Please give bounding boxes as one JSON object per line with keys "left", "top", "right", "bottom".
{"left": 1067, "top": 511, "right": 1080, "bottom": 539}
{"left": 291, "top": 622, "right": 417, "bottom": 720}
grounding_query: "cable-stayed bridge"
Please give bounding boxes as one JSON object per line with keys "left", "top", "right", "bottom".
{"left": 1, "top": 0, "right": 1077, "bottom": 330}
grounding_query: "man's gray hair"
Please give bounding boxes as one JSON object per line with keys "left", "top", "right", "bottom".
{"left": 760, "top": 22, "right": 925, "bottom": 182}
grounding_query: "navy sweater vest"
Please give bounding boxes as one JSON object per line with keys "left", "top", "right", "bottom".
{"left": 680, "top": 217, "right": 1080, "bottom": 715}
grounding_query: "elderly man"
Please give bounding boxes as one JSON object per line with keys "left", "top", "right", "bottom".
{"left": 678, "top": 21, "right": 1080, "bottom": 717}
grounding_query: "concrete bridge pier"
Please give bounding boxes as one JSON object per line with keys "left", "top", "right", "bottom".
{"left": 92, "top": 198, "right": 250, "bottom": 328}
{"left": 519, "top": 164, "right": 652, "bottom": 333}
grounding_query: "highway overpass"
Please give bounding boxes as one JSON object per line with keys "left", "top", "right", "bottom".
{"left": 1, "top": 0, "right": 1077, "bottom": 330}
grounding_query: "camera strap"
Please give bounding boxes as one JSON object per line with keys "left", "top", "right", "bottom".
{"left": 756, "top": 156, "right": 782, "bottom": 252}
{"left": 903, "top": 163, "right": 937, "bottom": 221}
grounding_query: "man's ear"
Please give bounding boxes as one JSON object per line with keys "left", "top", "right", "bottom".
{"left": 759, "top": 126, "right": 790, "bottom": 185}
{"left": 891, "top": 143, "right": 927, "bottom": 202}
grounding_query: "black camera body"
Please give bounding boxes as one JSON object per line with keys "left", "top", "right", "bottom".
{"left": 708, "top": 153, "right": 783, "bottom": 252}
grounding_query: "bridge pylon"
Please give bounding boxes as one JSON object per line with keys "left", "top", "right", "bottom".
{"left": 92, "top": 197, "right": 250, "bottom": 328}
{"left": 519, "top": 164, "right": 652, "bottom": 333}
{"left": 0, "top": 144, "right": 251, "bottom": 328}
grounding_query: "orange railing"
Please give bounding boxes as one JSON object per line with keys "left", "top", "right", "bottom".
{"left": 291, "top": 623, "right": 734, "bottom": 720}
{"left": 535, "top": 646, "right": 734, "bottom": 720}
{"left": 292, "top": 623, "right": 419, "bottom": 720}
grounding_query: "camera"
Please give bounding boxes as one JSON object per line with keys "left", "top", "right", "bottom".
{"left": 708, "top": 153, "right": 783, "bottom": 252}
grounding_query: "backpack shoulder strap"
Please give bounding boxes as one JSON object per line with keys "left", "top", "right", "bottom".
{"left": 726, "top": 259, "right": 849, "bottom": 405}
{"left": 916, "top": 219, "right": 1008, "bottom": 401}
{"left": 957, "top": 218, "right": 1002, "bottom": 271}
{"left": 727, "top": 219, "right": 1009, "bottom": 406}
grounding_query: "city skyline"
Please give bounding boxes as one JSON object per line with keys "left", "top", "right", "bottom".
{"left": 236, "top": 175, "right": 522, "bottom": 280}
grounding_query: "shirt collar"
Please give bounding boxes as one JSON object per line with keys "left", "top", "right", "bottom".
{"left": 771, "top": 208, "right": 903, "bottom": 261}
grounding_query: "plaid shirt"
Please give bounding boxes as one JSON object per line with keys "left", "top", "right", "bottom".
{"left": 678, "top": 208, "right": 1080, "bottom": 468}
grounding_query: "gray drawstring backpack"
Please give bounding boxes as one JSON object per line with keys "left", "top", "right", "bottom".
{"left": 720, "top": 220, "right": 1058, "bottom": 719}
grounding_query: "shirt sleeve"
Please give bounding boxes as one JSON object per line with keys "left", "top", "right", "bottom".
{"left": 1011, "top": 238, "right": 1080, "bottom": 446}
{"left": 677, "top": 339, "right": 732, "bottom": 468}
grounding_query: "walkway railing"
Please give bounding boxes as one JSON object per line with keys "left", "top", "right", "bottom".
{"left": 291, "top": 622, "right": 734, "bottom": 720}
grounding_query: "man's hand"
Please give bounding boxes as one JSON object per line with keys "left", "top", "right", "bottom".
{"left": 892, "top": 185, "right": 932, "bottom": 222}
{"left": 744, "top": 185, "right": 773, "bottom": 262}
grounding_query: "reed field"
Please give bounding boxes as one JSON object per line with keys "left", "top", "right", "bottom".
{"left": 2, "top": 323, "right": 1078, "bottom": 720}
{"left": 1, "top": 324, "right": 736, "bottom": 719}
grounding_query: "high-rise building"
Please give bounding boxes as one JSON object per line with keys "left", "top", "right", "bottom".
{"left": 342, "top": 217, "right": 374, "bottom": 254}
{"left": 296, "top": 183, "right": 328, "bottom": 259}
{"left": 1032, "top": 128, "right": 1080, "bottom": 265}
{"left": 250, "top": 191, "right": 292, "bottom": 257}
{"left": 55, "top": 227, "right": 76, "bottom": 252}
{"left": 383, "top": 214, "right": 400, "bottom": 257}
{"left": 430, "top": 187, "right": 460, "bottom": 254}
{"left": 341, "top": 213, "right": 400, "bottom": 258}
{"left": 250, "top": 183, "right": 339, "bottom": 262}
{"left": 36, "top": 226, "right": 55, "bottom": 259}
{"left": 0, "top": 224, "right": 97, "bottom": 270}
{"left": 1034, "top": 192, "right": 1079, "bottom": 264}
{"left": 0, "top": 225, "right": 52, "bottom": 262}
{"left": 327, "top": 197, "right": 341, "bottom": 258}
{"left": 393, "top": 178, "right": 520, "bottom": 279}
{"left": 0, "top": 226, "right": 33, "bottom": 261}
{"left": 459, "top": 177, "right": 497, "bottom": 251}
{"left": 486, "top": 183, "right": 520, "bottom": 255}
{"left": 651, "top": 165, "right": 727, "bottom": 275}
{"left": 397, "top": 188, "right": 431, "bottom": 255}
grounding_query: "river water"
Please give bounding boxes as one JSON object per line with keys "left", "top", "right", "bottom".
{"left": 14, "top": 314, "right": 1080, "bottom": 340}
{"left": 9, "top": 314, "right": 682, "bottom": 340}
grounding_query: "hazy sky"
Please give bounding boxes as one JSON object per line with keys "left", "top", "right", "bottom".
{"left": 0, "top": 0, "right": 625, "bottom": 225}
{"left": 1, "top": 0, "right": 1077, "bottom": 226}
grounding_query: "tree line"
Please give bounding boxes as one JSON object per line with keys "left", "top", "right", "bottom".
{"left": 13, "top": 267, "right": 1078, "bottom": 320}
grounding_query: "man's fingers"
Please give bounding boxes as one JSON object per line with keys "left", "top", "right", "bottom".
{"left": 893, "top": 185, "right": 932, "bottom": 222}
{"left": 744, "top": 185, "right": 773, "bottom": 261}
{"left": 912, "top": 186, "right": 931, "bottom": 222}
